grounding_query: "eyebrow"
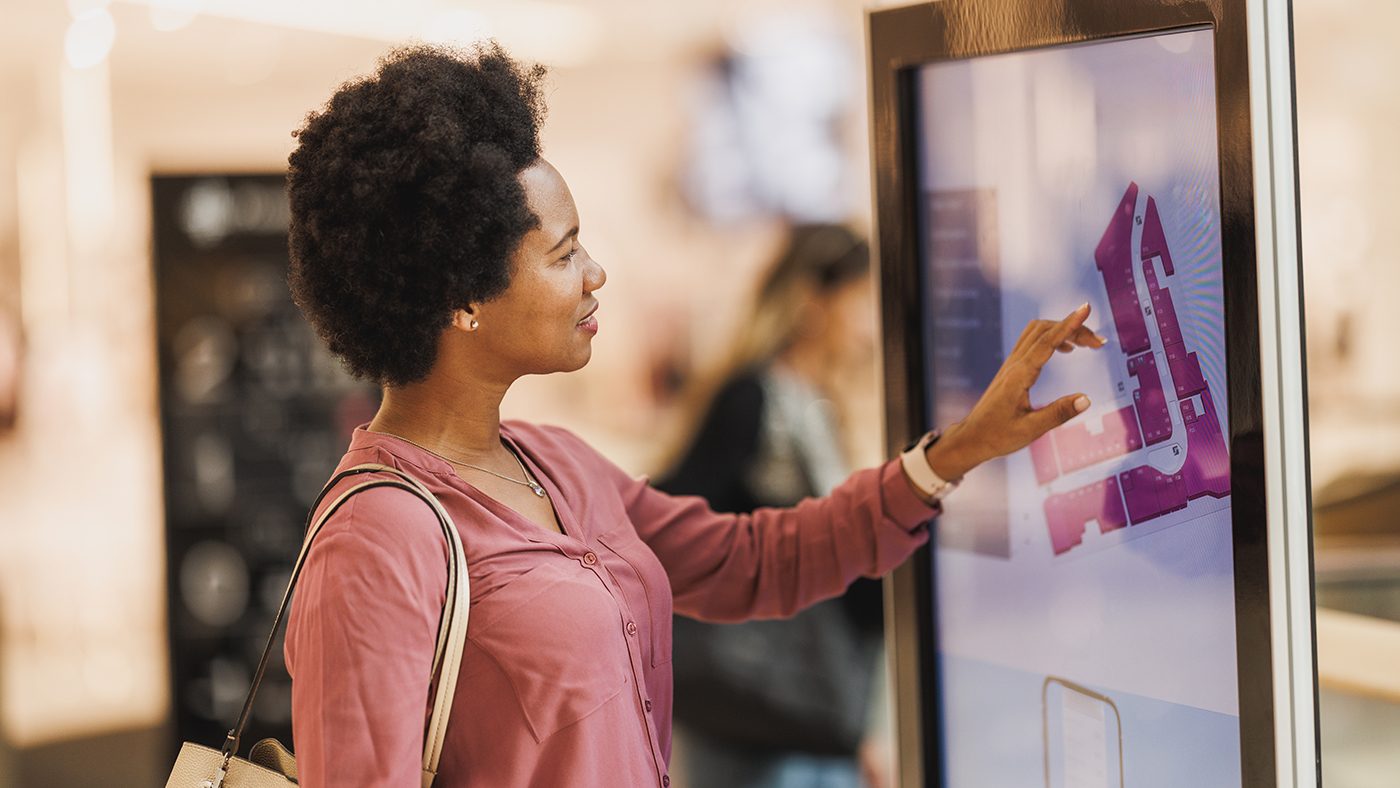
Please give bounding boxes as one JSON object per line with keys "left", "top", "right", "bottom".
{"left": 546, "top": 225, "right": 579, "bottom": 255}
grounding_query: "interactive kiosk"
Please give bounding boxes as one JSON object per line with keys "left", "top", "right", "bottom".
{"left": 868, "top": 1, "right": 1316, "bottom": 786}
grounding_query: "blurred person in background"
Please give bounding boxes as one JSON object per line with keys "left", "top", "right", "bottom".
{"left": 659, "top": 225, "right": 891, "bottom": 788}
{"left": 280, "top": 42, "right": 1103, "bottom": 788}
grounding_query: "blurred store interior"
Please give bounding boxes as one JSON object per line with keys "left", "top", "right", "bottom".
{"left": 0, "top": 0, "right": 1398, "bottom": 785}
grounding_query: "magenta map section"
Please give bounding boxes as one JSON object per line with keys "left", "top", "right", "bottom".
{"left": 1130, "top": 352, "right": 1171, "bottom": 446}
{"left": 1094, "top": 184, "right": 1151, "bottom": 356}
{"left": 1041, "top": 183, "right": 1230, "bottom": 556}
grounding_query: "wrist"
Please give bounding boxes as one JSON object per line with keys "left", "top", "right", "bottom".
{"left": 899, "top": 461, "right": 941, "bottom": 506}
{"left": 924, "top": 421, "right": 980, "bottom": 481}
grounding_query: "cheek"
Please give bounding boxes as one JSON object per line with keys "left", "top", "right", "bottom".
{"left": 833, "top": 301, "right": 876, "bottom": 354}
{"left": 484, "top": 264, "right": 588, "bottom": 357}
{"left": 521, "top": 275, "right": 584, "bottom": 340}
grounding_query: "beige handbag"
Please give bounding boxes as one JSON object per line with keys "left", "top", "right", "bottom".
{"left": 165, "top": 463, "right": 470, "bottom": 788}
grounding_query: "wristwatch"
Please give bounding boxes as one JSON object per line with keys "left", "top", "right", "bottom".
{"left": 900, "top": 430, "right": 960, "bottom": 502}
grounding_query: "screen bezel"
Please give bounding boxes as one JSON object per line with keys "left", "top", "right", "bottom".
{"left": 868, "top": 2, "right": 1277, "bottom": 785}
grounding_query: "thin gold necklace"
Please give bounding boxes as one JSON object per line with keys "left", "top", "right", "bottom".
{"left": 376, "top": 429, "right": 548, "bottom": 498}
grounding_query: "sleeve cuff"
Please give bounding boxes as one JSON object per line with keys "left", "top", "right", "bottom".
{"left": 879, "top": 457, "right": 942, "bottom": 532}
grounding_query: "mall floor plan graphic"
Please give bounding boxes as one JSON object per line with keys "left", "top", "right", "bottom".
{"left": 1033, "top": 183, "right": 1232, "bottom": 555}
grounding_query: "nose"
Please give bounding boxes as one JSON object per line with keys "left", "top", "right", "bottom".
{"left": 585, "top": 254, "right": 606, "bottom": 293}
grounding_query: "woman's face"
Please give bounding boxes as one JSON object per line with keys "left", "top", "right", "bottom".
{"left": 811, "top": 275, "right": 876, "bottom": 367}
{"left": 471, "top": 159, "right": 606, "bottom": 377}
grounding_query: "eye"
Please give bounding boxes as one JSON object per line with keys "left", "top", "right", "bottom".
{"left": 561, "top": 244, "right": 579, "bottom": 264}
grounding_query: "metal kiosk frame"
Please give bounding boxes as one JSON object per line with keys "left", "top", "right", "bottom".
{"left": 867, "top": 1, "right": 1317, "bottom": 785}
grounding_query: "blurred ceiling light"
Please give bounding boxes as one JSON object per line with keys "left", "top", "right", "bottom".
{"left": 148, "top": 0, "right": 203, "bottom": 32}
{"left": 116, "top": 0, "right": 604, "bottom": 67}
{"left": 65, "top": 8, "right": 117, "bottom": 69}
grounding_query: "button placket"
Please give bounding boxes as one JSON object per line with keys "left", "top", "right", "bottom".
{"left": 594, "top": 539, "right": 665, "bottom": 787}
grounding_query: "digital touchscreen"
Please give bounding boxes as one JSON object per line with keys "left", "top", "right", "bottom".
{"left": 914, "top": 28, "right": 1241, "bottom": 786}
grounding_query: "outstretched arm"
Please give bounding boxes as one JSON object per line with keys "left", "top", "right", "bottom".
{"left": 608, "top": 305, "right": 1106, "bottom": 622}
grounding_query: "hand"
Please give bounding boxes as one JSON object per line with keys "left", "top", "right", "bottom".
{"left": 926, "top": 303, "right": 1106, "bottom": 480}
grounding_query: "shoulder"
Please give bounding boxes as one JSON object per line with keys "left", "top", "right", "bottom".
{"left": 503, "top": 419, "right": 601, "bottom": 461}
{"left": 288, "top": 474, "right": 451, "bottom": 661}
{"left": 718, "top": 368, "right": 766, "bottom": 405}
{"left": 308, "top": 471, "right": 450, "bottom": 569}
{"left": 710, "top": 372, "right": 766, "bottom": 420}
{"left": 503, "top": 419, "right": 638, "bottom": 486}
{"left": 687, "top": 371, "right": 766, "bottom": 448}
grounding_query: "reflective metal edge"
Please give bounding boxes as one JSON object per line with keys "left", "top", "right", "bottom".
{"left": 885, "top": 560, "right": 925, "bottom": 788}
{"left": 1246, "top": 0, "right": 1321, "bottom": 784}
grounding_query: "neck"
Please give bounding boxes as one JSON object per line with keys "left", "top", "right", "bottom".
{"left": 368, "top": 367, "right": 512, "bottom": 462}
{"left": 777, "top": 339, "right": 834, "bottom": 395}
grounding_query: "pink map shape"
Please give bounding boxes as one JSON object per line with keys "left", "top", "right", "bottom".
{"left": 1119, "top": 464, "right": 1188, "bottom": 525}
{"left": 1094, "top": 182, "right": 1152, "bottom": 356}
{"left": 1128, "top": 352, "right": 1171, "bottom": 446}
{"left": 1040, "top": 182, "right": 1231, "bottom": 552}
{"left": 1051, "top": 405, "right": 1144, "bottom": 475}
{"left": 1044, "top": 476, "right": 1130, "bottom": 555}
{"left": 1142, "top": 254, "right": 1207, "bottom": 399}
{"left": 1140, "top": 196, "right": 1175, "bottom": 275}
{"left": 1179, "top": 390, "right": 1231, "bottom": 499}
{"left": 1030, "top": 434, "right": 1060, "bottom": 485}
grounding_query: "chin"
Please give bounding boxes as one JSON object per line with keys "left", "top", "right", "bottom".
{"left": 560, "top": 346, "right": 592, "bottom": 373}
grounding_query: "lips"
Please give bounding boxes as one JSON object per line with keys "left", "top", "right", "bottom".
{"left": 576, "top": 302, "right": 599, "bottom": 334}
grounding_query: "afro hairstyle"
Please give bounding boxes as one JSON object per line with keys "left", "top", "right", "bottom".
{"left": 287, "top": 42, "right": 548, "bottom": 386}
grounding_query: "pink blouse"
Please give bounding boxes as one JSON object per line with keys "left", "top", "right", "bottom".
{"left": 285, "top": 421, "right": 938, "bottom": 787}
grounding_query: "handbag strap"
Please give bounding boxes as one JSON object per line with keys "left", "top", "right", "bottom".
{"left": 218, "top": 463, "right": 470, "bottom": 787}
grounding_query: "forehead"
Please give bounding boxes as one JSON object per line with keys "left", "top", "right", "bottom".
{"left": 518, "top": 159, "right": 577, "bottom": 234}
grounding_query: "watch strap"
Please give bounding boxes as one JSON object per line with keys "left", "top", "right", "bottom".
{"left": 900, "top": 430, "right": 959, "bottom": 501}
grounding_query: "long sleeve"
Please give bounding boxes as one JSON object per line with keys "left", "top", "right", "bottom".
{"left": 579, "top": 425, "right": 939, "bottom": 622}
{"left": 284, "top": 484, "right": 449, "bottom": 788}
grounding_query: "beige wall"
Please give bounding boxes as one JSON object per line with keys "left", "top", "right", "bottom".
{"left": 1294, "top": 0, "right": 1400, "bottom": 489}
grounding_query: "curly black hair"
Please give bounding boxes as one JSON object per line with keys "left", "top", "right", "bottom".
{"left": 287, "top": 42, "right": 548, "bottom": 386}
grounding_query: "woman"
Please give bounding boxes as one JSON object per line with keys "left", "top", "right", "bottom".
{"left": 282, "top": 43, "right": 1102, "bottom": 788}
{"left": 659, "top": 225, "right": 892, "bottom": 788}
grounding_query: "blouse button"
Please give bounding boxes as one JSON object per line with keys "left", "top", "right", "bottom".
{"left": 583, "top": 551, "right": 598, "bottom": 565}
{"left": 626, "top": 621, "right": 638, "bottom": 636}
{"left": 644, "top": 699, "right": 653, "bottom": 712}
{"left": 663, "top": 776, "right": 670, "bottom": 787}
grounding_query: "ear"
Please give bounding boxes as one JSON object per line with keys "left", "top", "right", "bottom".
{"left": 450, "top": 307, "right": 480, "bottom": 332}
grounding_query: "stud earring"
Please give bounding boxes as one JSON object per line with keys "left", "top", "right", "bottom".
{"left": 469, "top": 319, "right": 479, "bottom": 330}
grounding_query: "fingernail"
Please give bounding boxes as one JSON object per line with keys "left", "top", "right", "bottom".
{"left": 1073, "top": 395, "right": 1090, "bottom": 413}
{"left": 1094, "top": 333, "right": 1108, "bottom": 345}
{"left": 1077, "top": 302, "right": 1090, "bottom": 313}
